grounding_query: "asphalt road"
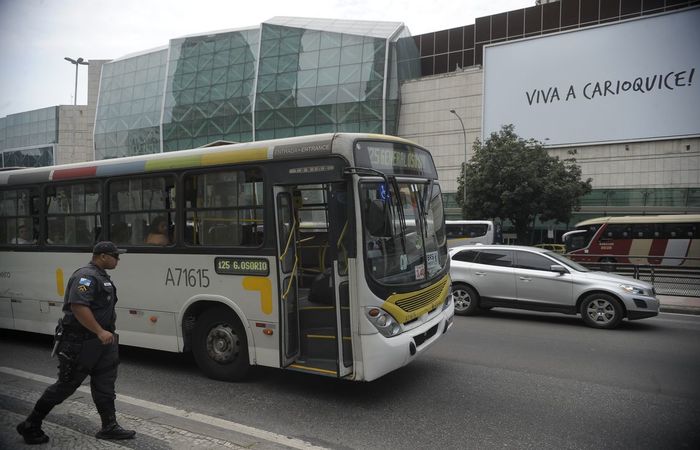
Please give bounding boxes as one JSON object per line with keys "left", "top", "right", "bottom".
{"left": 2, "top": 310, "right": 699, "bottom": 449}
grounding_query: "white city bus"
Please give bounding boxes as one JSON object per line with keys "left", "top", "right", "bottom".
{"left": 0, "top": 133, "right": 453, "bottom": 381}
{"left": 445, "top": 220, "right": 497, "bottom": 247}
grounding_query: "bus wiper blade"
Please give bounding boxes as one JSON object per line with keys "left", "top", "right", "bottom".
{"left": 423, "top": 179, "right": 434, "bottom": 218}
{"left": 389, "top": 176, "right": 407, "bottom": 256}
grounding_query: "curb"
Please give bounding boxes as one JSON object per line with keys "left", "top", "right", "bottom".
{"left": 660, "top": 305, "right": 700, "bottom": 315}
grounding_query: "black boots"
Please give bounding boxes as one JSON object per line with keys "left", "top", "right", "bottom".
{"left": 16, "top": 409, "right": 50, "bottom": 445}
{"left": 18, "top": 406, "right": 134, "bottom": 442}
{"left": 95, "top": 413, "right": 135, "bottom": 440}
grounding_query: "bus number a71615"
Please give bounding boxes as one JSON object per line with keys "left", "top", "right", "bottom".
{"left": 165, "top": 268, "right": 210, "bottom": 288}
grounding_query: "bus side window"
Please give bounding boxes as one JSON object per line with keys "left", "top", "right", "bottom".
{"left": 632, "top": 223, "right": 653, "bottom": 239}
{"left": 47, "top": 183, "right": 101, "bottom": 247}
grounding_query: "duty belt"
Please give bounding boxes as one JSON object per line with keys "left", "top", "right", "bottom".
{"left": 62, "top": 327, "right": 98, "bottom": 341}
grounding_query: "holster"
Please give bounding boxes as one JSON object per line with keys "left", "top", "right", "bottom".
{"left": 50, "top": 318, "right": 64, "bottom": 358}
{"left": 57, "top": 340, "right": 82, "bottom": 382}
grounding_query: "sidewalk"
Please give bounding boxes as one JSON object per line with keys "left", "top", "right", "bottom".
{"left": 0, "top": 368, "right": 324, "bottom": 450}
{"left": 658, "top": 295, "right": 700, "bottom": 315}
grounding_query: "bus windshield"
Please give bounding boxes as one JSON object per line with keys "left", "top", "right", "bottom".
{"left": 564, "top": 224, "right": 601, "bottom": 252}
{"left": 360, "top": 179, "right": 448, "bottom": 286}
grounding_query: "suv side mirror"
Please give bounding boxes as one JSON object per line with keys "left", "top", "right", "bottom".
{"left": 550, "top": 264, "right": 567, "bottom": 274}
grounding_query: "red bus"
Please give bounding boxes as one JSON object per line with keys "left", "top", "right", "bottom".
{"left": 563, "top": 215, "right": 700, "bottom": 266}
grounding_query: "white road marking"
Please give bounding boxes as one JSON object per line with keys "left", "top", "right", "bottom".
{"left": 0, "top": 366, "right": 328, "bottom": 450}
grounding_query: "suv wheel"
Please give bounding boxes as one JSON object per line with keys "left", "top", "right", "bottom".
{"left": 452, "top": 283, "right": 480, "bottom": 316}
{"left": 580, "top": 293, "right": 623, "bottom": 329}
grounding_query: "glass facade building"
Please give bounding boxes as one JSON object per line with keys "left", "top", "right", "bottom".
{"left": 94, "top": 49, "right": 168, "bottom": 159}
{"left": 0, "top": 107, "right": 57, "bottom": 168}
{"left": 94, "top": 17, "right": 416, "bottom": 159}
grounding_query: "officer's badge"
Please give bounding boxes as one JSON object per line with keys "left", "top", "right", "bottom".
{"left": 78, "top": 285, "right": 89, "bottom": 293}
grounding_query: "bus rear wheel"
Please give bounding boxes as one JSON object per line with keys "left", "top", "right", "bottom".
{"left": 192, "top": 306, "right": 249, "bottom": 381}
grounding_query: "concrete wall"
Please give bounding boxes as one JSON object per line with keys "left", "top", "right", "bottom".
{"left": 547, "top": 139, "right": 700, "bottom": 190}
{"left": 398, "top": 68, "right": 483, "bottom": 194}
{"left": 55, "top": 59, "right": 108, "bottom": 164}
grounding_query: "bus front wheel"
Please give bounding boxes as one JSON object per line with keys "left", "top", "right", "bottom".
{"left": 192, "top": 306, "right": 250, "bottom": 381}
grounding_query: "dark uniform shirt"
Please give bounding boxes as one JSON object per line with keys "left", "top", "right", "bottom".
{"left": 62, "top": 262, "right": 118, "bottom": 332}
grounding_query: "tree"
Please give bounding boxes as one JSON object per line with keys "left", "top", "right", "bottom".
{"left": 458, "top": 125, "right": 592, "bottom": 244}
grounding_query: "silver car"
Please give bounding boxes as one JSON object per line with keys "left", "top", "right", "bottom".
{"left": 449, "top": 245, "right": 659, "bottom": 329}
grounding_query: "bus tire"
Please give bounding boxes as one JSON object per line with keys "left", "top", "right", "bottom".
{"left": 192, "top": 306, "right": 249, "bottom": 381}
{"left": 452, "top": 283, "right": 480, "bottom": 316}
{"left": 580, "top": 293, "right": 623, "bottom": 329}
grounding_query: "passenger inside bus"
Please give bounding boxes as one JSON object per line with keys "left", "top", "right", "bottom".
{"left": 11, "top": 223, "right": 34, "bottom": 244}
{"left": 110, "top": 222, "right": 131, "bottom": 245}
{"left": 145, "top": 216, "right": 169, "bottom": 245}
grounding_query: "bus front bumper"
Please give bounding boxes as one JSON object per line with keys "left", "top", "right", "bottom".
{"left": 360, "top": 302, "right": 454, "bottom": 381}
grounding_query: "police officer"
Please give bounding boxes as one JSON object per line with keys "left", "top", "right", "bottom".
{"left": 16, "top": 241, "right": 136, "bottom": 444}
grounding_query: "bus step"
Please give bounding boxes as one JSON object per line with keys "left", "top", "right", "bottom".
{"left": 299, "top": 305, "right": 336, "bottom": 329}
{"left": 301, "top": 329, "right": 338, "bottom": 360}
{"left": 288, "top": 358, "right": 338, "bottom": 377}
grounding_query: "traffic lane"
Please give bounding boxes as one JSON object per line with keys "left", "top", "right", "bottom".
{"left": 69, "top": 334, "right": 700, "bottom": 449}
{"left": 433, "top": 311, "right": 700, "bottom": 402}
{"left": 2, "top": 315, "right": 700, "bottom": 450}
{"left": 3, "top": 347, "right": 698, "bottom": 450}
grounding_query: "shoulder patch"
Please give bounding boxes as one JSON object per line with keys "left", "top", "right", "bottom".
{"left": 78, "top": 277, "right": 92, "bottom": 287}
{"left": 78, "top": 285, "right": 89, "bottom": 293}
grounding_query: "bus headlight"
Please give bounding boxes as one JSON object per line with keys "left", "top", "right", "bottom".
{"left": 442, "top": 288, "right": 453, "bottom": 311}
{"left": 365, "top": 307, "right": 401, "bottom": 337}
{"left": 618, "top": 284, "right": 645, "bottom": 295}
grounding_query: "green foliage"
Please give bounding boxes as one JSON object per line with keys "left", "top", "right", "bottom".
{"left": 457, "top": 125, "right": 592, "bottom": 243}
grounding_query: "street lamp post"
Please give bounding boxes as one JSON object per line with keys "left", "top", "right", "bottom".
{"left": 64, "top": 57, "right": 88, "bottom": 105}
{"left": 449, "top": 109, "right": 467, "bottom": 215}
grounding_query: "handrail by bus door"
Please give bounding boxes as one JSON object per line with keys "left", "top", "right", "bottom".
{"left": 274, "top": 188, "right": 300, "bottom": 367}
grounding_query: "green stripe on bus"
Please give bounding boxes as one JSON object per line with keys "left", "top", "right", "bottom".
{"left": 145, "top": 155, "right": 202, "bottom": 171}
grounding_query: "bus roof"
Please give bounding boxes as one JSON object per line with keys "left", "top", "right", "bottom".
{"left": 576, "top": 215, "right": 700, "bottom": 227}
{"left": 0, "top": 133, "right": 420, "bottom": 187}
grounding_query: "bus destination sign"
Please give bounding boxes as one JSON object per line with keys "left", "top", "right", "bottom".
{"left": 354, "top": 141, "right": 437, "bottom": 178}
{"left": 215, "top": 257, "right": 270, "bottom": 276}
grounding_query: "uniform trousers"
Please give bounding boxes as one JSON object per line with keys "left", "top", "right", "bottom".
{"left": 34, "top": 336, "right": 119, "bottom": 418}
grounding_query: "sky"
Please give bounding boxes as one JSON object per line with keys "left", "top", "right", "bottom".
{"left": 0, "top": 0, "right": 533, "bottom": 118}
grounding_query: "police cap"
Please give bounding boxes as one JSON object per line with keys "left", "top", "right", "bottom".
{"left": 92, "top": 241, "right": 127, "bottom": 255}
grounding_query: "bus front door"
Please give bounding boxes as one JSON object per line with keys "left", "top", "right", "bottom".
{"left": 275, "top": 187, "right": 300, "bottom": 367}
{"left": 328, "top": 183, "right": 353, "bottom": 378}
{"left": 289, "top": 182, "right": 353, "bottom": 378}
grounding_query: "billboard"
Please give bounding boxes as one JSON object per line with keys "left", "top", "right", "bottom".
{"left": 482, "top": 8, "right": 700, "bottom": 146}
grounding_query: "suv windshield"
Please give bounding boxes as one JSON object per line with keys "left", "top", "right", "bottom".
{"left": 360, "top": 179, "right": 448, "bottom": 285}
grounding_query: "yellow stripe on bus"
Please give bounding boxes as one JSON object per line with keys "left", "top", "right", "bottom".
{"left": 55, "top": 268, "right": 64, "bottom": 297}
{"left": 201, "top": 148, "right": 269, "bottom": 166}
{"left": 242, "top": 276, "right": 273, "bottom": 315}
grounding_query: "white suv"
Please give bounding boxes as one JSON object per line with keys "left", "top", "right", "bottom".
{"left": 449, "top": 245, "right": 659, "bottom": 329}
